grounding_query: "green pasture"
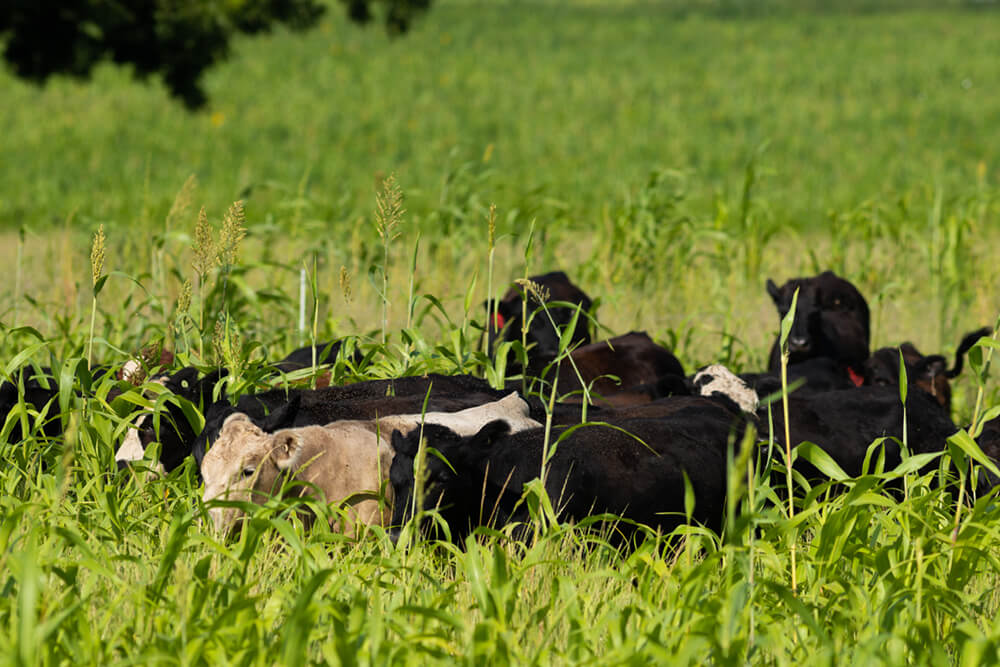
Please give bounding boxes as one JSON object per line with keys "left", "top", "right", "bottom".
{"left": 3, "top": 1, "right": 1000, "bottom": 663}
{"left": 2, "top": 2, "right": 998, "bottom": 233}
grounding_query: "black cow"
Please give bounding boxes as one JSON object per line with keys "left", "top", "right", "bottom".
{"left": 271, "top": 340, "right": 359, "bottom": 375}
{"left": 765, "top": 270, "right": 870, "bottom": 378}
{"left": 486, "top": 271, "right": 593, "bottom": 375}
{"left": 389, "top": 406, "right": 748, "bottom": 545}
{"left": 974, "top": 416, "right": 1000, "bottom": 492}
{"left": 863, "top": 327, "right": 990, "bottom": 412}
{"left": 192, "top": 373, "right": 516, "bottom": 468}
{"left": 115, "top": 367, "right": 228, "bottom": 472}
{"left": 2, "top": 363, "right": 116, "bottom": 445}
{"left": 0, "top": 366, "right": 61, "bottom": 443}
{"left": 759, "top": 385, "right": 958, "bottom": 484}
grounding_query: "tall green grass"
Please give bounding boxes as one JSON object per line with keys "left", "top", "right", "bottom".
{"left": 3, "top": 352, "right": 1000, "bottom": 663}
{"left": 3, "top": 170, "right": 1000, "bottom": 660}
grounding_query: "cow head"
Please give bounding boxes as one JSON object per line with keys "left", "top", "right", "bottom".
{"left": 115, "top": 367, "right": 228, "bottom": 474}
{"left": 388, "top": 419, "right": 512, "bottom": 542}
{"left": 862, "top": 328, "right": 990, "bottom": 412}
{"left": 766, "top": 270, "right": 870, "bottom": 371}
{"left": 485, "top": 271, "right": 593, "bottom": 373}
{"left": 200, "top": 412, "right": 299, "bottom": 535}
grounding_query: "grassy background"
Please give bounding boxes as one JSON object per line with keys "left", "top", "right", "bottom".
{"left": 3, "top": 1, "right": 1000, "bottom": 663}
{"left": 2, "top": 2, "right": 998, "bottom": 232}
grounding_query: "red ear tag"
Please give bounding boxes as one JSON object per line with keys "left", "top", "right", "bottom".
{"left": 494, "top": 313, "right": 506, "bottom": 329}
{"left": 847, "top": 366, "right": 864, "bottom": 387}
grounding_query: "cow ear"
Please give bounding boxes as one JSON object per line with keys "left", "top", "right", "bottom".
{"left": 222, "top": 412, "right": 251, "bottom": 429}
{"left": 471, "top": 419, "right": 512, "bottom": 451}
{"left": 766, "top": 279, "right": 780, "bottom": 303}
{"left": 917, "top": 355, "right": 948, "bottom": 381}
{"left": 899, "top": 342, "right": 922, "bottom": 365}
{"left": 391, "top": 429, "right": 419, "bottom": 458}
{"left": 262, "top": 394, "right": 301, "bottom": 431}
{"left": 272, "top": 430, "right": 304, "bottom": 470}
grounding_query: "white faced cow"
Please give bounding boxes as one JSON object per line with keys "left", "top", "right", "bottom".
{"left": 200, "top": 392, "right": 541, "bottom": 536}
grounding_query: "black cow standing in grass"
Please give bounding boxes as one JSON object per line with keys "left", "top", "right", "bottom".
{"left": 486, "top": 271, "right": 593, "bottom": 375}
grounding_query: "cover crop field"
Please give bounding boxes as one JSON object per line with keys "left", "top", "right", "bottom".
{"left": 2, "top": 1, "right": 1000, "bottom": 663}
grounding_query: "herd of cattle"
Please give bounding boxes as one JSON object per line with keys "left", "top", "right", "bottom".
{"left": 2, "top": 269, "right": 999, "bottom": 545}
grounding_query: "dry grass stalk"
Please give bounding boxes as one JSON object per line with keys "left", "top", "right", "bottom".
{"left": 166, "top": 174, "right": 198, "bottom": 232}
{"left": 340, "top": 265, "right": 353, "bottom": 303}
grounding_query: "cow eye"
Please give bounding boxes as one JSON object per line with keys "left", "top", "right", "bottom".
{"left": 242, "top": 466, "right": 256, "bottom": 478}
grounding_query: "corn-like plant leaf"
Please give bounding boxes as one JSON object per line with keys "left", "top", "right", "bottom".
{"left": 948, "top": 430, "right": 1000, "bottom": 479}
{"left": 778, "top": 287, "right": 799, "bottom": 353}
{"left": 794, "top": 442, "right": 849, "bottom": 481}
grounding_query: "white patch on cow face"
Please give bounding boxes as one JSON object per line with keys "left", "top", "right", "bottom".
{"left": 694, "top": 364, "right": 759, "bottom": 414}
{"left": 115, "top": 414, "right": 147, "bottom": 464}
{"left": 115, "top": 375, "right": 171, "bottom": 466}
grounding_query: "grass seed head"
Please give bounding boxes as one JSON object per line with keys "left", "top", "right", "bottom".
{"left": 166, "top": 174, "right": 198, "bottom": 230}
{"left": 515, "top": 278, "right": 550, "bottom": 304}
{"left": 90, "top": 224, "right": 105, "bottom": 287}
{"left": 176, "top": 279, "right": 192, "bottom": 315}
{"left": 375, "top": 173, "right": 404, "bottom": 242}
{"left": 218, "top": 200, "right": 247, "bottom": 269}
{"left": 192, "top": 206, "right": 216, "bottom": 280}
{"left": 488, "top": 203, "right": 497, "bottom": 251}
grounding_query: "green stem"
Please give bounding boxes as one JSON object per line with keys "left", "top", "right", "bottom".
{"left": 87, "top": 297, "right": 97, "bottom": 370}
{"left": 781, "top": 348, "right": 797, "bottom": 596}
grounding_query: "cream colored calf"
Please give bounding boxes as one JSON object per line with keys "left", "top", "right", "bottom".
{"left": 201, "top": 393, "right": 540, "bottom": 535}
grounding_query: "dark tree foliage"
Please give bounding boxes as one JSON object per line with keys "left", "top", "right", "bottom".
{"left": 340, "top": 0, "right": 432, "bottom": 35}
{"left": 0, "top": 0, "right": 432, "bottom": 109}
